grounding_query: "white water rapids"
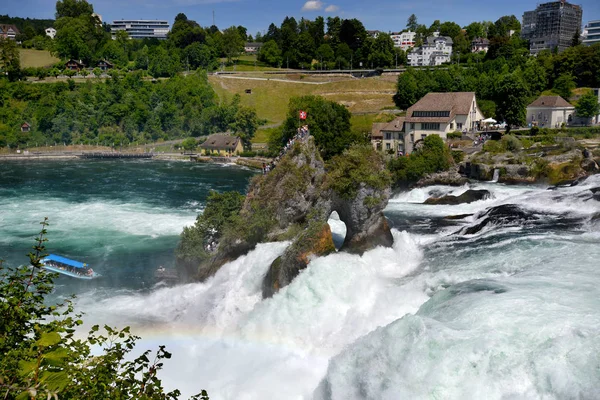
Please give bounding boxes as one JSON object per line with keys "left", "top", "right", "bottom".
{"left": 74, "top": 176, "right": 600, "bottom": 399}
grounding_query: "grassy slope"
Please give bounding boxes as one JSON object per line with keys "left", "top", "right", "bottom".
{"left": 209, "top": 74, "right": 396, "bottom": 126}
{"left": 19, "top": 49, "right": 60, "bottom": 68}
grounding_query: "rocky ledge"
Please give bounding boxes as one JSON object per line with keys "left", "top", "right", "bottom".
{"left": 195, "top": 137, "right": 394, "bottom": 298}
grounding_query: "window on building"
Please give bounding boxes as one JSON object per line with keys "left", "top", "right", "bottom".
{"left": 422, "top": 123, "right": 440, "bottom": 130}
{"left": 421, "top": 134, "right": 427, "bottom": 139}
{"left": 410, "top": 123, "right": 415, "bottom": 129}
{"left": 450, "top": 123, "right": 454, "bottom": 129}
{"left": 385, "top": 132, "right": 392, "bottom": 140}
{"left": 386, "top": 143, "right": 391, "bottom": 150}
{"left": 412, "top": 111, "right": 450, "bottom": 117}
{"left": 457, "top": 123, "right": 463, "bottom": 129}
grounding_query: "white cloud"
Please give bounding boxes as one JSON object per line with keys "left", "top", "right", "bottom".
{"left": 301, "top": 0, "right": 324, "bottom": 11}
{"left": 325, "top": 4, "right": 339, "bottom": 12}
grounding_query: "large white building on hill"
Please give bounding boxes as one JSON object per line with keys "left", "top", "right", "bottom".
{"left": 407, "top": 36, "right": 453, "bottom": 66}
{"left": 111, "top": 20, "right": 170, "bottom": 40}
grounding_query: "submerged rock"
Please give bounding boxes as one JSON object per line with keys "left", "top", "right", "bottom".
{"left": 460, "top": 204, "right": 536, "bottom": 235}
{"left": 424, "top": 189, "right": 491, "bottom": 205}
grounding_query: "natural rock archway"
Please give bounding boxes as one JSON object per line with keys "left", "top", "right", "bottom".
{"left": 196, "top": 136, "right": 395, "bottom": 299}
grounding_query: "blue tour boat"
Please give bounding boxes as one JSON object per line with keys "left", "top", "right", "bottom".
{"left": 40, "top": 254, "right": 101, "bottom": 280}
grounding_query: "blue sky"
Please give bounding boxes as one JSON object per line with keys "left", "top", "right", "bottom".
{"left": 2, "top": 0, "right": 599, "bottom": 36}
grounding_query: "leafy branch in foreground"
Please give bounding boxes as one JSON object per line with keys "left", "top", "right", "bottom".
{"left": 0, "top": 218, "right": 208, "bottom": 399}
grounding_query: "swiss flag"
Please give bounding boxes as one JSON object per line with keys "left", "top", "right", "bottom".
{"left": 299, "top": 110, "right": 307, "bottom": 120}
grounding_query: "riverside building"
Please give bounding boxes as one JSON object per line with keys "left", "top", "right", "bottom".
{"left": 521, "top": 0, "right": 583, "bottom": 54}
{"left": 111, "top": 20, "right": 170, "bottom": 40}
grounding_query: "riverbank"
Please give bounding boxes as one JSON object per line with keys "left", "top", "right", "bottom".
{"left": 0, "top": 150, "right": 269, "bottom": 170}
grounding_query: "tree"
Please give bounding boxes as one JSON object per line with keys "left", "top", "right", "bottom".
{"left": 393, "top": 69, "right": 419, "bottom": 110}
{"left": 439, "top": 21, "right": 461, "bottom": 39}
{"left": 466, "top": 22, "right": 485, "bottom": 40}
{"left": 407, "top": 14, "right": 418, "bottom": 32}
{"left": 368, "top": 33, "right": 394, "bottom": 68}
{"left": 575, "top": 90, "right": 600, "bottom": 124}
{"left": 221, "top": 26, "right": 244, "bottom": 63}
{"left": 181, "top": 137, "right": 197, "bottom": 151}
{"left": 280, "top": 95, "right": 362, "bottom": 159}
{"left": 55, "top": 0, "right": 94, "bottom": 19}
{"left": 232, "top": 106, "right": 259, "bottom": 150}
{"left": 495, "top": 73, "right": 528, "bottom": 132}
{"left": 257, "top": 40, "right": 282, "bottom": 67}
{"left": 0, "top": 37, "right": 22, "bottom": 81}
{"left": 553, "top": 73, "right": 576, "bottom": 100}
{"left": 0, "top": 219, "right": 210, "bottom": 399}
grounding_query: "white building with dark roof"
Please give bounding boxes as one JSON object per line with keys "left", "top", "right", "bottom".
{"left": 407, "top": 36, "right": 453, "bottom": 66}
{"left": 526, "top": 95, "right": 576, "bottom": 128}
{"left": 404, "top": 92, "right": 484, "bottom": 153}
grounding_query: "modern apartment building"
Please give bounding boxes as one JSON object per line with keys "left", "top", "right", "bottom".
{"left": 582, "top": 20, "right": 600, "bottom": 46}
{"left": 407, "top": 36, "right": 452, "bottom": 66}
{"left": 390, "top": 31, "right": 416, "bottom": 50}
{"left": 111, "top": 20, "right": 170, "bottom": 40}
{"left": 521, "top": 1, "right": 583, "bottom": 54}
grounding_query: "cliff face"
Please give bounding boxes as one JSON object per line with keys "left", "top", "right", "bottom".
{"left": 198, "top": 136, "right": 394, "bottom": 298}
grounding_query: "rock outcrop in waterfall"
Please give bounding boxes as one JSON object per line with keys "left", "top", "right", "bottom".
{"left": 180, "top": 135, "right": 393, "bottom": 298}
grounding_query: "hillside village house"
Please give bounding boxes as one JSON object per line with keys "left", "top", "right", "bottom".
{"left": 65, "top": 59, "right": 86, "bottom": 71}
{"left": 526, "top": 95, "right": 576, "bottom": 128}
{"left": 403, "top": 92, "right": 484, "bottom": 153}
{"left": 408, "top": 36, "right": 453, "bottom": 66}
{"left": 97, "top": 60, "right": 113, "bottom": 71}
{"left": 0, "top": 24, "right": 20, "bottom": 40}
{"left": 21, "top": 122, "right": 31, "bottom": 133}
{"left": 390, "top": 31, "right": 416, "bottom": 51}
{"left": 371, "top": 117, "right": 406, "bottom": 155}
{"left": 471, "top": 37, "right": 489, "bottom": 53}
{"left": 200, "top": 134, "right": 244, "bottom": 156}
{"left": 244, "top": 42, "right": 263, "bottom": 54}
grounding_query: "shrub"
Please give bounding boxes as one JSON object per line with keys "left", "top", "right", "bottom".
{"left": 502, "top": 135, "right": 522, "bottom": 152}
{"left": 239, "top": 151, "right": 257, "bottom": 157}
{"left": 447, "top": 131, "right": 462, "bottom": 139}
{"left": 451, "top": 150, "right": 465, "bottom": 163}
{"left": 388, "top": 135, "right": 451, "bottom": 185}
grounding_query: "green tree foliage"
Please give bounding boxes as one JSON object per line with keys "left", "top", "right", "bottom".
{"left": 280, "top": 95, "right": 364, "bottom": 159}
{"left": 54, "top": 0, "right": 105, "bottom": 63}
{"left": 406, "top": 14, "right": 418, "bottom": 32}
{"left": 184, "top": 42, "right": 217, "bottom": 70}
{"left": 221, "top": 26, "right": 244, "bottom": 63}
{"left": 181, "top": 137, "right": 198, "bottom": 151}
{"left": 495, "top": 73, "right": 528, "bottom": 132}
{"left": 368, "top": 33, "right": 395, "bottom": 68}
{"left": 439, "top": 21, "right": 461, "bottom": 39}
{"left": 0, "top": 219, "right": 209, "bottom": 399}
{"left": 575, "top": 90, "right": 600, "bottom": 123}
{"left": 0, "top": 37, "right": 22, "bottom": 81}
{"left": 169, "top": 13, "right": 207, "bottom": 49}
{"left": 176, "top": 191, "right": 245, "bottom": 277}
{"left": 465, "top": 22, "right": 485, "bottom": 40}
{"left": 393, "top": 69, "right": 419, "bottom": 110}
{"left": 257, "top": 40, "right": 282, "bottom": 67}
{"left": 326, "top": 144, "right": 391, "bottom": 200}
{"left": 0, "top": 71, "right": 224, "bottom": 147}
{"left": 552, "top": 73, "right": 576, "bottom": 100}
{"left": 388, "top": 134, "right": 451, "bottom": 185}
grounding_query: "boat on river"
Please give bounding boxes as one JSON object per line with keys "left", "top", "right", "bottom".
{"left": 41, "top": 254, "right": 101, "bottom": 280}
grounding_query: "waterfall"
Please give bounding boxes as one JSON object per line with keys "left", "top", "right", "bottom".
{"left": 492, "top": 168, "right": 500, "bottom": 182}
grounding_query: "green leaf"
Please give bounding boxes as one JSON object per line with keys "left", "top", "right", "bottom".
{"left": 38, "top": 331, "right": 61, "bottom": 347}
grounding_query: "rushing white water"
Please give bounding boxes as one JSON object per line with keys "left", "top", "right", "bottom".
{"left": 3, "top": 161, "right": 599, "bottom": 399}
{"left": 69, "top": 175, "right": 600, "bottom": 399}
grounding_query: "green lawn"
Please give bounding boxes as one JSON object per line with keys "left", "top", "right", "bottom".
{"left": 19, "top": 49, "right": 60, "bottom": 68}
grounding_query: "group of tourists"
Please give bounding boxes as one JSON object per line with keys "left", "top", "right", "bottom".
{"left": 262, "top": 125, "right": 310, "bottom": 175}
{"left": 474, "top": 133, "right": 492, "bottom": 146}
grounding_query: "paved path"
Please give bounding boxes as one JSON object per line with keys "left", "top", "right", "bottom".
{"left": 214, "top": 75, "right": 329, "bottom": 85}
